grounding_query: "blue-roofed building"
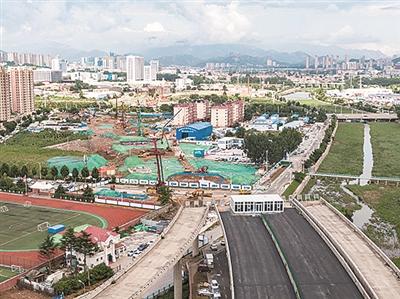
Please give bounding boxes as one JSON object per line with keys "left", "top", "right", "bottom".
{"left": 176, "top": 122, "right": 213, "bottom": 140}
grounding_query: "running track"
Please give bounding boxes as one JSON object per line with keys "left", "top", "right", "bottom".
{"left": 0, "top": 192, "right": 148, "bottom": 266}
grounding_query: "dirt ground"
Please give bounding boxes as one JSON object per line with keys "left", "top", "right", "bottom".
{"left": 0, "top": 288, "right": 49, "bottom": 299}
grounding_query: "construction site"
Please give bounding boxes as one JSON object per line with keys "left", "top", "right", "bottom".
{"left": 44, "top": 107, "right": 260, "bottom": 201}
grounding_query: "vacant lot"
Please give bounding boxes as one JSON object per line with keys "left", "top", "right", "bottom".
{"left": 0, "top": 201, "right": 105, "bottom": 251}
{"left": 0, "top": 130, "right": 84, "bottom": 169}
{"left": 319, "top": 123, "right": 364, "bottom": 175}
{"left": 369, "top": 122, "right": 400, "bottom": 177}
{"left": 348, "top": 184, "right": 400, "bottom": 241}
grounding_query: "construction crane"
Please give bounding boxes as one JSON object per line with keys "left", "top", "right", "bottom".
{"left": 150, "top": 109, "right": 182, "bottom": 189}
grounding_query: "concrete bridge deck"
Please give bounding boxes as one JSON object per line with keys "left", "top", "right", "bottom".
{"left": 94, "top": 207, "right": 207, "bottom": 299}
{"left": 305, "top": 202, "right": 400, "bottom": 299}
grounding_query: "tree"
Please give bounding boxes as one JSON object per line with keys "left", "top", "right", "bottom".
{"left": 41, "top": 166, "right": 48, "bottom": 178}
{"left": 81, "top": 167, "right": 89, "bottom": 180}
{"left": 20, "top": 165, "right": 29, "bottom": 178}
{"left": 75, "top": 232, "right": 99, "bottom": 286}
{"left": 0, "top": 175, "right": 14, "bottom": 190}
{"left": 158, "top": 186, "right": 172, "bottom": 205}
{"left": 72, "top": 168, "right": 79, "bottom": 180}
{"left": 9, "top": 165, "right": 19, "bottom": 177}
{"left": 60, "top": 227, "right": 77, "bottom": 269}
{"left": 91, "top": 167, "right": 99, "bottom": 181}
{"left": 54, "top": 184, "right": 66, "bottom": 198}
{"left": 395, "top": 105, "right": 400, "bottom": 118}
{"left": 0, "top": 163, "right": 10, "bottom": 176}
{"left": 39, "top": 234, "right": 58, "bottom": 272}
{"left": 60, "top": 165, "right": 70, "bottom": 178}
{"left": 82, "top": 186, "right": 94, "bottom": 202}
{"left": 50, "top": 166, "right": 59, "bottom": 179}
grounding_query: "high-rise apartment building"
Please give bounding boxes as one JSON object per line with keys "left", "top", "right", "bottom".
{"left": 149, "top": 60, "right": 159, "bottom": 81}
{"left": 126, "top": 56, "right": 144, "bottom": 82}
{"left": 0, "top": 67, "right": 11, "bottom": 121}
{"left": 9, "top": 68, "right": 35, "bottom": 115}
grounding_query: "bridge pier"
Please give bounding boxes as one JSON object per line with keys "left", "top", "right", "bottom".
{"left": 192, "top": 235, "right": 199, "bottom": 257}
{"left": 174, "top": 259, "right": 182, "bottom": 299}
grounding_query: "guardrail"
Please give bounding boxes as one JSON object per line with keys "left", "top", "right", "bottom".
{"left": 216, "top": 209, "right": 235, "bottom": 299}
{"left": 291, "top": 199, "right": 376, "bottom": 299}
{"left": 76, "top": 206, "right": 185, "bottom": 299}
{"left": 131, "top": 205, "right": 209, "bottom": 298}
{"left": 260, "top": 214, "right": 302, "bottom": 299}
{"left": 320, "top": 198, "right": 400, "bottom": 279}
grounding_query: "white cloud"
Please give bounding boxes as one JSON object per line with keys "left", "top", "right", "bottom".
{"left": 143, "top": 22, "right": 165, "bottom": 33}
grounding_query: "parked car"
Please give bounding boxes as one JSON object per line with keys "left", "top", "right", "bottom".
{"left": 210, "top": 243, "right": 218, "bottom": 251}
{"left": 220, "top": 240, "right": 225, "bottom": 246}
{"left": 138, "top": 243, "right": 149, "bottom": 251}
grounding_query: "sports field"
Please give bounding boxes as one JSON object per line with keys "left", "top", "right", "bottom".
{"left": 0, "top": 266, "right": 18, "bottom": 283}
{"left": 0, "top": 201, "right": 105, "bottom": 251}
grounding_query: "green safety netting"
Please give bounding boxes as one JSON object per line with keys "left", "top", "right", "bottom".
{"left": 47, "top": 154, "right": 108, "bottom": 171}
{"left": 101, "top": 132, "right": 119, "bottom": 139}
{"left": 98, "top": 124, "right": 113, "bottom": 129}
{"left": 78, "top": 129, "right": 94, "bottom": 136}
{"left": 51, "top": 224, "right": 90, "bottom": 244}
{"left": 120, "top": 156, "right": 184, "bottom": 181}
{"left": 188, "top": 158, "right": 259, "bottom": 185}
{"left": 178, "top": 143, "right": 212, "bottom": 157}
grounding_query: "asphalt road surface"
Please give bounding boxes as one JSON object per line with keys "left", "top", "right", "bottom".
{"left": 212, "top": 249, "right": 231, "bottom": 299}
{"left": 220, "top": 212, "right": 296, "bottom": 299}
{"left": 267, "top": 208, "right": 362, "bottom": 299}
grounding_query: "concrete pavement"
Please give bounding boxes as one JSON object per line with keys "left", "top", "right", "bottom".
{"left": 94, "top": 207, "right": 207, "bottom": 299}
{"left": 305, "top": 202, "right": 400, "bottom": 298}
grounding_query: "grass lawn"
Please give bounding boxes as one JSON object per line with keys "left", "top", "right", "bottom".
{"left": 347, "top": 184, "right": 400, "bottom": 240}
{"left": 0, "top": 201, "right": 105, "bottom": 251}
{"left": 0, "top": 266, "right": 18, "bottom": 282}
{"left": 0, "top": 130, "right": 85, "bottom": 169}
{"left": 369, "top": 122, "right": 400, "bottom": 177}
{"left": 319, "top": 123, "right": 364, "bottom": 175}
{"left": 282, "top": 179, "right": 300, "bottom": 198}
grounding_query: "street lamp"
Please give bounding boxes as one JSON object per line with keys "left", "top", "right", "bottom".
{"left": 78, "top": 279, "right": 86, "bottom": 292}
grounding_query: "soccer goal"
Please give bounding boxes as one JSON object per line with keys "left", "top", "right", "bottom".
{"left": 11, "top": 265, "right": 24, "bottom": 273}
{"left": 0, "top": 206, "right": 9, "bottom": 213}
{"left": 37, "top": 222, "right": 50, "bottom": 232}
{"left": 24, "top": 201, "right": 32, "bottom": 208}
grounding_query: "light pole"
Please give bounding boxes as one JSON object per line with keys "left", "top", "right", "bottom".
{"left": 78, "top": 279, "right": 86, "bottom": 292}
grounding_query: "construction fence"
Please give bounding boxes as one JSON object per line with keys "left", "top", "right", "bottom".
{"left": 115, "top": 177, "right": 252, "bottom": 191}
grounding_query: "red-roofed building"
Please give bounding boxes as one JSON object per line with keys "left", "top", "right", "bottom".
{"left": 74, "top": 226, "right": 120, "bottom": 268}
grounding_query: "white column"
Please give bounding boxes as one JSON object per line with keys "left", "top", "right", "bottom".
{"left": 174, "top": 259, "right": 182, "bottom": 299}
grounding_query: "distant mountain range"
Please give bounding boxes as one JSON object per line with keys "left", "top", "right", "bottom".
{"left": 2, "top": 42, "right": 391, "bottom": 67}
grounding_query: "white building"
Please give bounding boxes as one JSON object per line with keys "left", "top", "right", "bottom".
{"left": 230, "top": 194, "right": 284, "bottom": 214}
{"left": 150, "top": 60, "right": 159, "bottom": 81}
{"left": 126, "top": 55, "right": 144, "bottom": 82}
{"left": 144, "top": 65, "right": 152, "bottom": 82}
{"left": 73, "top": 226, "right": 120, "bottom": 268}
{"left": 51, "top": 58, "right": 60, "bottom": 71}
{"left": 175, "top": 78, "right": 193, "bottom": 90}
{"left": 217, "top": 137, "right": 243, "bottom": 150}
{"left": 33, "top": 68, "right": 52, "bottom": 83}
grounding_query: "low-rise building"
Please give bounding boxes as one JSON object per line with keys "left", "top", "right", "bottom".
{"left": 230, "top": 194, "right": 284, "bottom": 214}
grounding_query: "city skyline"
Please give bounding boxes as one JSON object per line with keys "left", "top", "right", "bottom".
{"left": 1, "top": 0, "right": 399, "bottom": 57}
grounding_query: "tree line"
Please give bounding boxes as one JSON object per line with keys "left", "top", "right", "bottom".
{"left": 243, "top": 128, "right": 303, "bottom": 165}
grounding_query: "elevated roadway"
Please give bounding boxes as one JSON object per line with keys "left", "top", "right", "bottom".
{"left": 336, "top": 113, "right": 397, "bottom": 121}
{"left": 304, "top": 201, "right": 400, "bottom": 298}
{"left": 220, "top": 212, "right": 296, "bottom": 299}
{"left": 266, "top": 209, "right": 362, "bottom": 298}
{"left": 92, "top": 206, "right": 207, "bottom": 299}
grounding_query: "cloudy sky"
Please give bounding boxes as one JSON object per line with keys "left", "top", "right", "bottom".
{"left": 1, "top": 0, "right": 399, "bottom": 56}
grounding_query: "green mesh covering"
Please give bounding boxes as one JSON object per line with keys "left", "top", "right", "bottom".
{"left": 47, "top": 154, "right": 108, "bottom": 171}
{"left": 120, "top": 156, "right": 184, "bottom": 180}
{"left": 79, "top": 129, "right": 94, "bottom": 136}
{"left": 101, "top": 132, "right": 119, "bottom": 139}
{"left": 188, "top": 158, "right": 259, "bottom": 185}
{"left": 98, "top": 124, "right": 113, "bottom": 129}
{"left": 179, "top": 143, "right": 212, "bottom": 157}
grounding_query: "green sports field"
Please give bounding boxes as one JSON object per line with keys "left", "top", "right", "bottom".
{"left": 0, "top": 202, "right": 105, "bottom": 251}
{"left": 0, "top": 266, "right": 18, "bottom": 282}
